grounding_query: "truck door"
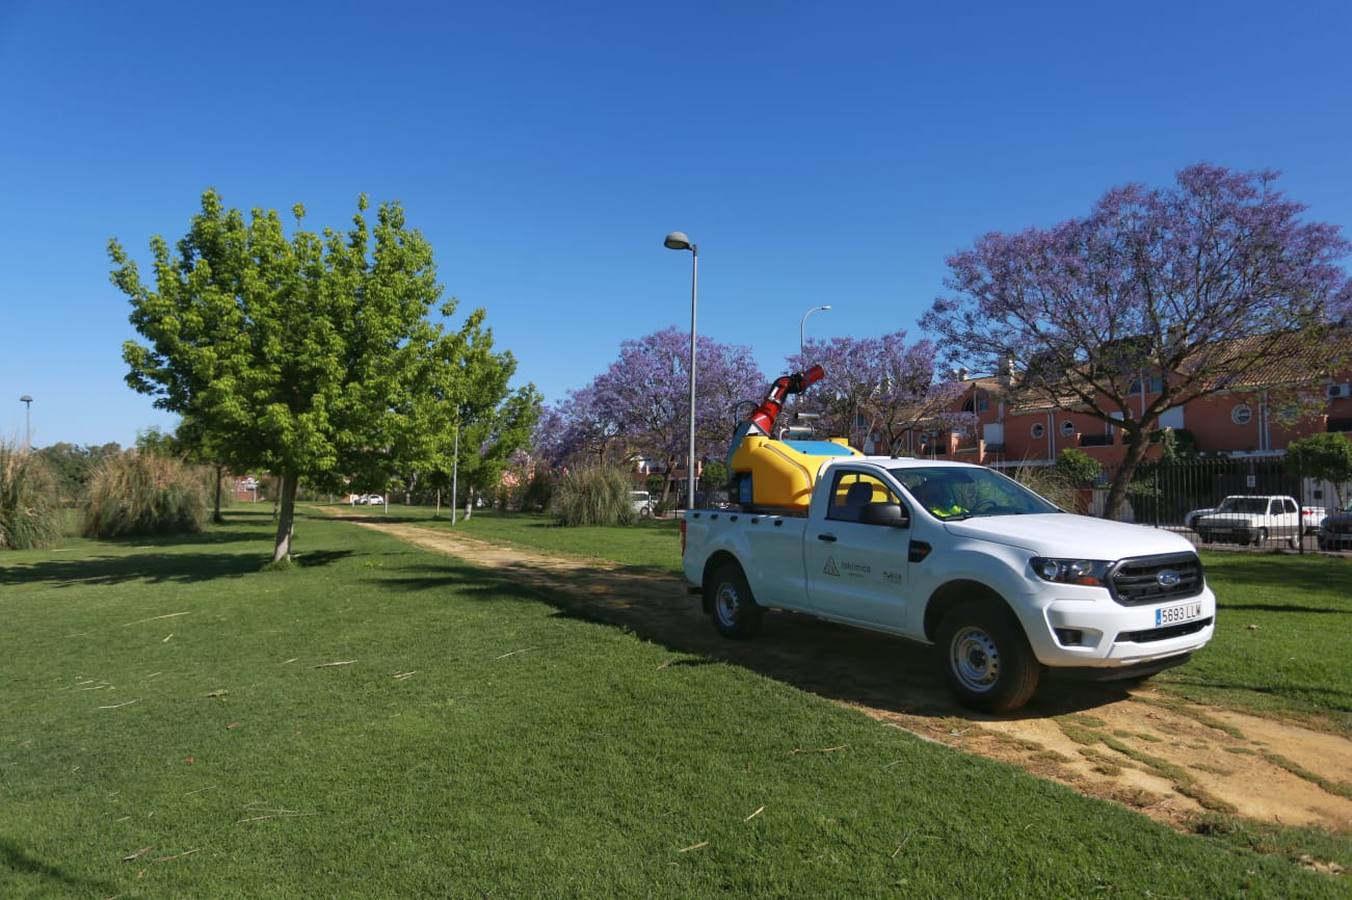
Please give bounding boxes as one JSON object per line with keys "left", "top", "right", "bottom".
{"left": 804, "top": 468, "right": 912, "bottom": 630}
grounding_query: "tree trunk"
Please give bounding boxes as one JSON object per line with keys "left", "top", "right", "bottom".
{"left": 1103, "top": 429, "right": 1151, "bottom": 521}
{"left": 658, "top": 456, "right": 675, "bottom": 508}
{"left": 464, "top": 488, "right": 473, "bottom": 521}
{"left": 271, "top": 471, "right": 299, "bottom": 564}
{"left": 213, "top": 464, "right": 224, "bottom": 525}
{"left": 435, "top": 487, "right": 441, "bottom": 519}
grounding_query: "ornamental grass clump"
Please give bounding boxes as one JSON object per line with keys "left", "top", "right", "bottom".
{"left": 1008, "top": 462, "right": 1080, "bottom": 513}
{"left": 0, "top": 442, "right": 65, "bottom": 549}
{"left": 82, "top": 452, "right": 208, "bottom": 538}
{"left": 552, "top": 465, "right": 635, "bottom": 527}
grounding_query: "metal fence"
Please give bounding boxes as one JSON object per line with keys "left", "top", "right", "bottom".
{"left": 1094, "top": 457, "right": 1349, "bottom": 554}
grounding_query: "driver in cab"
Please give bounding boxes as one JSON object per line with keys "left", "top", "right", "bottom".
{"left": 907, "top": 474, "right": 968, "bottom": 520}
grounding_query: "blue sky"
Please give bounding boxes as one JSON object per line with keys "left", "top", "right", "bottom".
{"left": 2, "top": 1, "right": 1350, "bottom": 446}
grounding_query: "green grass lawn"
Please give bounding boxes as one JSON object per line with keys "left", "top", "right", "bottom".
{"left": 1, "top": 510, "right": 1344, "bottom": 896}
{"left": 378, "top": 507, "right": 1352, "bottom": 732}
{"left": 1156, "top": 552, "right": 1352, "bottom": 732}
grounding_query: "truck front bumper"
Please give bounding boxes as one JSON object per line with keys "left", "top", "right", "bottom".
{"left": 1021, "top": 586, "right": 1217, "bottom": 670}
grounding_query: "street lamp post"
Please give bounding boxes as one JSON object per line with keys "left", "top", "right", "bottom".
{"left": 19, "top": 395, "right": 33, "bottom": 451}
{"left": 664, "top": 231, "right": 698, "bottom": 511}
{"left": 451, "top": 418, "right": 460, "bottom": 526}
{"left": 799, "top": 305, "right": 832, "bottom": 356}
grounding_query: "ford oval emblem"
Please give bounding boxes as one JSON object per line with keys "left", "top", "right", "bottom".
{"left": 1157, "top": 569, "right": 1180, "bottom": 588}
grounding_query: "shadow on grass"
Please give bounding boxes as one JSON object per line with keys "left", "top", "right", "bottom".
{"left": 1222, "top": 603, "right": 1347, "bottom": 615}
{"left": 0, "top": 837, "right": 116, "bottom": 895}
{"left": 97, "top": 527, "right": 271, "bottom": 548}
{"left": 2, "top": 549, "right": 353, "bottom": 588}
{"left": 367, "top": 559, "right": 1129, "bottom": 722}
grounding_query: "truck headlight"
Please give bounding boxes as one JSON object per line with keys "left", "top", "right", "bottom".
{"left": 1030, "top": 557, "right": 1111, "bottom": 587}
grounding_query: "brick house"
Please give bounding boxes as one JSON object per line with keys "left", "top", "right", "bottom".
{"left": 907, "top": 333, "right": 1352, "bottom": 468}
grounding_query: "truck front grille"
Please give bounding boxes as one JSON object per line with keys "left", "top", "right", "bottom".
{"left": 1116, "top": 617, "right": 1212, "bottom": 644}
{"left": 1108, "top": 553, "right": 1204, "bottom": 606}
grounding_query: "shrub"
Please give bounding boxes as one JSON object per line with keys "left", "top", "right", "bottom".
{"left": 552, "top": 465, "right": 634, "bottom": 527}
{"left": 1007, "top": 462, "right": 1080, "bottom": 512}
{"left": 1054, "top": 448, "right": 1102, "bottom": 487}
{"left": 0, "top": 443, "right": 65, "bottom": 549}
{"left": 1285, "top": 432, "right": 1352, "bottom": 506}
{"left": 82, "top": 452, "right": 208, "bottom": 538}
{"left": 521, "top": 470, "right": 554, "bottom": 512}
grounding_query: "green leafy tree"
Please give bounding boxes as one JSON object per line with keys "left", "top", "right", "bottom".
{"left": 441, "top": 384, "right": 542, "bottom": 519}
{"left": 1285, "top": 432, "right": 1352, "bottom": 507}
{"left": 700, "top": 459, "right": 729, "bottom": 495}
{"left": 134, "top": 426, "right": 180, "bottom": 456}
{"left": 171, "top": 415, "right": 237, "bottom": 524}
{"left": 34, "top": 442, "right": 121, "bottom": 505}
{"left": 111, "top": 189, "right": 486, "bottom": 564}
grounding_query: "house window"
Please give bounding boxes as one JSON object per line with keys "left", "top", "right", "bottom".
{"left": 1030, "top": 422, "right": 1045, "bottom": 439}
{"left": 1130, "top": 376, "right": 1164, "bottom": 393}
{"left": 1060, "top": 421, "right": 1076, "bottom": 437}
{"left": 976, "top": 391, "right": 990, "bottom": 413}
{"left": 1231, "top": 404, "right": 1253, "bottom": 425}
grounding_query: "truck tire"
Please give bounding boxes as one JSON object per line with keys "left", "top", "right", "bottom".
{"left": 706, "top": 561, "right": 763, "bottom": 639}
{"left": 1253, "top": 527, "right": 1268, "bottom": 547}
{"left": 935, "top": 599, "right": 1040, "bottom": 713}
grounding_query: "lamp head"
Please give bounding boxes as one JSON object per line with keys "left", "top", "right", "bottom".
{"left": 663, "top": 231, "right": 693, "bottom": 252}
{"left": 19, "top": 395, "right": 32, "bottom": 403}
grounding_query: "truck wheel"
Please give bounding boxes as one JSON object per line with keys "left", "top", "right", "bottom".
{"left": 706, "top": 562, "right": 763, "bottom": 639}
{"left": 936, "top": 599, "right": 1040, "bottom": 713}
{"left": 1198, "top": 531, "right": 1213, "bottom": 545}
{"left": 1253, "top": 527, "right": 1268, "bottom": 547}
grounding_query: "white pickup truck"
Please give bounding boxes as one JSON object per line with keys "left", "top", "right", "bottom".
{"left": 682, "top": 457, "right": 1216, "bottom": 712}
{"left": 1192, "top": 495, "right": 1324, "bottom": 547}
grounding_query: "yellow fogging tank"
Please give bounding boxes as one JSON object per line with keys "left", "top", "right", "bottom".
{"left": 729, "top": 436, "right": 862, "bottom": 512}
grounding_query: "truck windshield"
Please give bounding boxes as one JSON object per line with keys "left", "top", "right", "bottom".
{"left": 886, "top": 466, "right": 1060, "bottom": 520}
{"left": 1217, "top": 498, "right": 1268, "bottom": 514}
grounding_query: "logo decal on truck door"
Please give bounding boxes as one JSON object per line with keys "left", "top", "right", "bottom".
{"left": 823, "top": 556, "right": 840, "bottom": 577}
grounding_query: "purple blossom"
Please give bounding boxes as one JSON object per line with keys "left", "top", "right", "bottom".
{"left": 788, "top": 331, "right": 973, "bottom": 451}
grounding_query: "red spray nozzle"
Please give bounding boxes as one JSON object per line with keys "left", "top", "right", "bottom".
{"left": 745, "top": 365, "right": 826, "bottom": 437}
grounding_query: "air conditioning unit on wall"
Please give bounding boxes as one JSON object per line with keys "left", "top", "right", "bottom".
{"left": 1329, "top": 383, "right": 1352, "bottom": 400}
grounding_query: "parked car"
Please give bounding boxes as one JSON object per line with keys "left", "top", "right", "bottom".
{"left": 683, "top": 457, "right": 1214, "bottom": 713}
{"left": 629, "top": 490, "right": 653, "bottom": 518}
{"left": 1183, "top": 505, "right": 1217, "bottom": 531}
{"left": 1193, "top": 495, "right": 1322, "bottom": 547}
{"left": 360, "top": 494, "right": 385, "bottom": 506}
{"left": 1318, "top": 503, "right": 1352, "bottom": 552}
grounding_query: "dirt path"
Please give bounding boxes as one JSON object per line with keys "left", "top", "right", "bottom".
{"left": 337, "top": 514, "right": 1352, "bottom": 836}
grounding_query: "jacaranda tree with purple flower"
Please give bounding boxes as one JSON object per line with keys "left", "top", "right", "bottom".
{"left": 788, "top": 332, "right": 971, "bottom": 453}
{"left": 535, "top": 329, "right": 764, "bottom": 504}
{"left": 592, "top": 328, "right": 764, "bottom": 504}
{"left": 922, "top": 164, "right": 1352, "bottom": 519}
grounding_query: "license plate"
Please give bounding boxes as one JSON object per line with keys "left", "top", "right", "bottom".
{"left": 1156, "top": 602, "right": 1203, "bottom": 627}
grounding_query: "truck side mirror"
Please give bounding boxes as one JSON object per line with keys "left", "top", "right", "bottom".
{"left": 859, "top": 503, "right": 909, "bottom": 528}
